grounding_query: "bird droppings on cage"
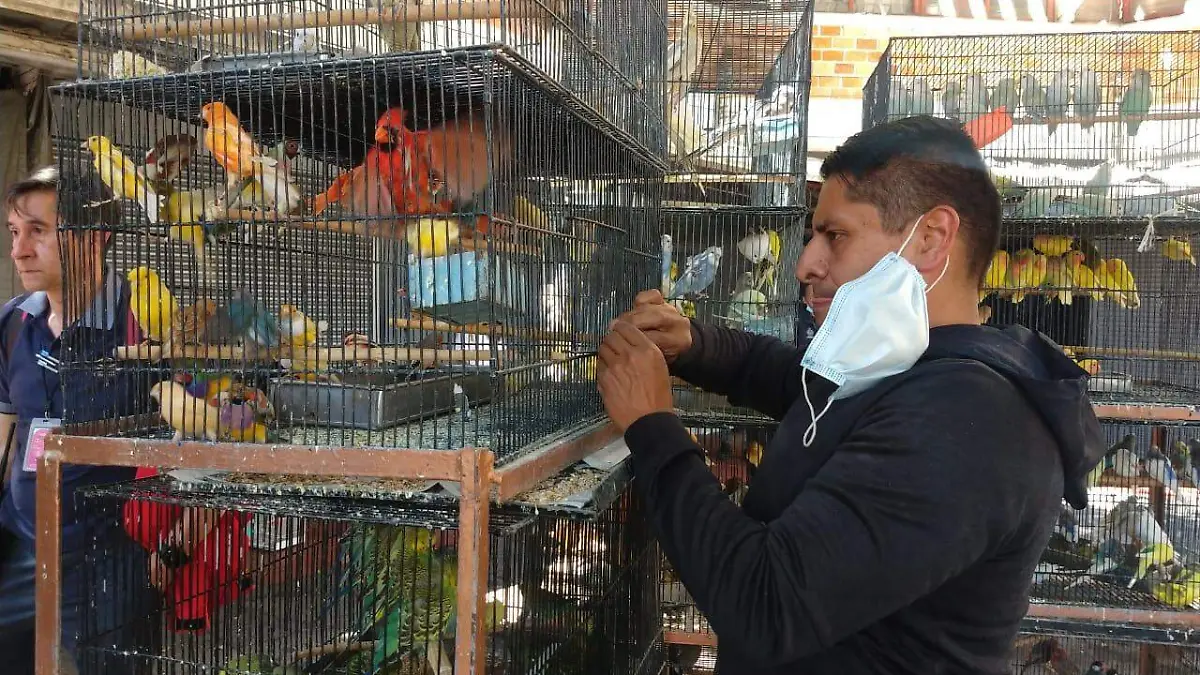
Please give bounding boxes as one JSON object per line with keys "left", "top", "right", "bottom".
{"left": 53, "top": 38, "right": 664, "bottom": 474}
{"left": 863, "top": 32, "right": 1200, "bottom": 217}
{"left": 658, "top": 1, "right": 811, "bottom": 209}
{"left": 72, "top": 476, "right": 662, "bottom": 675}
{"left": 515, "top": 467, "right": 609, "bottom": 506}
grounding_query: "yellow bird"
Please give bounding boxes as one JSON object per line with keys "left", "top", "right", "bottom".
{"left": 83, "top": 135, "right": 161, "bottom": 224}
{"left": 126, "top": 266, "right": 179, "bottom": 344}
{"left": 1161, "top": 237, "right": 1196, "bottom": 266}
{"left": 980, "top": 250, "right": 1010, "bottom": 302}
{"left": 405, "top": 217, "right": 461, "bottom": 258}
{"left": 1100, "top": 258, "right": 1141, "bottom": 309}
{"left": 1064, "top": 251, "right": 1103, "bottom": 301}
{"left": 278, "top": 304, "right": 328, "bottom": 348}
{"left": 747, "top": 441, "right": 764, "bottom": 467}
{"left": 1042, "top": 254, "right": 1076, "bottom": 305}
{"left": 1032, "top": 234, "right": 1074, "bottom": 257}
{"left": 1075, "top": 359, "right": 1101, "bottom": 376}
{"left": 512, "top": 195, "right": 551, "bottom": 230}
{"left": 1006, "top": 249, "right": 1047, "bottom": 304}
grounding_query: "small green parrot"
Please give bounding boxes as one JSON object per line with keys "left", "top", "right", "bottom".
{"left": 1120, "top": 69, "right": 1153, "bottom": 138}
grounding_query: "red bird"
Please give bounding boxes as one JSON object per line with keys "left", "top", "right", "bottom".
{"left": 311, "top": 107, "right": 499, "bottom": 238}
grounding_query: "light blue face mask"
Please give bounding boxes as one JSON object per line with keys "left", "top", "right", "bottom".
{"left": 799, "top": 215, "right": 949, "bottom": 447}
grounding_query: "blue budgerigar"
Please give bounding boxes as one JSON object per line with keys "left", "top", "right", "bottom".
{"left": 671, "top": 246, "right": 723, "bottom": 299}
{"left": 1045, "top": 69, "right": 1072, "bottom": 136}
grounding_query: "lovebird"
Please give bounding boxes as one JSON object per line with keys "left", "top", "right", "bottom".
{"left": 1045, "top": 69, "right": 1072, "bottom": 136}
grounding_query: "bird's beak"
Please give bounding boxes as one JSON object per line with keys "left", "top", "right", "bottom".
{"left": 373, "top": 126, "right": 391, "bottom": 145}
{"left": 78, "top": 140, "right": 88, "bottom": 149}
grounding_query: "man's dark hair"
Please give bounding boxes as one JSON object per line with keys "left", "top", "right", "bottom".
{"left": 6, "top": 163, "right": 121, "bottom": 234}
{"left": 4, "top": 165, "right": 58, "bottom": 215}
{"left": 819, "top": 115, "right": 1001, "bottom": 285}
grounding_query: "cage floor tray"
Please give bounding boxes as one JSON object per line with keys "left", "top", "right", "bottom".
{"left": 270, "top": 369, "right": 493, "bottom": 431}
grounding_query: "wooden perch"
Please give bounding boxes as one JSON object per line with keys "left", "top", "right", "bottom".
{"left": 1065, "top": 345, "right": 1200, "bottom": 363}
{"left": 117, "top": 0, "right": 547, "bottom": 41}
{"left": 392, "top": 315, "right": 597, "bottom": 343}
{"left": 1011, "top": 111, "right": 1200, "bottom": 127}
{"left": 114, "top": 344, "right": 497, "bottom": 366}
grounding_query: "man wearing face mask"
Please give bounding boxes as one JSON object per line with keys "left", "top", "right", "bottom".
{"left": 596, "top": 116, "right": 1106, "bottom": 674}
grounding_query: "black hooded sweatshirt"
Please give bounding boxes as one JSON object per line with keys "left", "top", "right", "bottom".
{"left": 625, "top": 322, "right": 1105, "bottom": 675}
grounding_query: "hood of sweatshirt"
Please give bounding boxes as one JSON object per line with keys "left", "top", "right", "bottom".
{"left": 922, "top": 323, "right": 1106, "bottom": 509}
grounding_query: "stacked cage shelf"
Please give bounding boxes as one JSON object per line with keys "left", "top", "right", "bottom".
{"left": 38, "top": 0, "right": 670, "bottom": 673}
{"left": 658, "top": 0, "right": 813, "bottom": 422}
{"left": 71, "top": 449, "right": 661, "bottom": 675}
{"left": 862, "top": 31, "right": 1200, "bottom": 674}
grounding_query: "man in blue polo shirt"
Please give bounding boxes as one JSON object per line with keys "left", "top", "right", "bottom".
{"left": 0, "top": 165, "right": 159, "bottom": 674}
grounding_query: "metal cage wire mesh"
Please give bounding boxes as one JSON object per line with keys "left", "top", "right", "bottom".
{"left": 72, "top": 475, "right": 663, "bottom": 675}
{"left": 863, "top": 31, "right": 1200, "bottom": 218}
{"left": 658, "top": 0, "right": 812, "bottom": 209}
{"left": 79, "top": 0, "right": 670, "bottom": 155}
{"left": 981, "top": 220, "right": 1200, "bottom": 409}
{"left": 53, "top": 43, "right": 664, "bottom": 464}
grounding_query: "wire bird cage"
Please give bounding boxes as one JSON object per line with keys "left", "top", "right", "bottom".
{"left": 660, "top": 417, "right": 776, "bottom": 648}
{"left": 977, "top": 220, "right": 1200, "bottom": 412}
{"left": 1008, "top": 630, "right": 1200, "bottom": 675}
{"left": 862, "top": 31, "right": 1200, "bottom": 219}
{"left": 67, "top": 461, "right": 661, "bottom": 675}
{"left": 658, "top": 0, "right": 812, "bottom": 209}
{"left": 79, "top": 0, "right": 669, "bottom": 154}
{"left": 660, "top": 208, "right": 810, "bottom": 418}
{"left": 51, "top": 45, "right": 665, "bottom": 470}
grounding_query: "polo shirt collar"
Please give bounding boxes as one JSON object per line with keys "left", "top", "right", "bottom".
{"left": 16, "top": 266, "right": 121, "bottom": 331}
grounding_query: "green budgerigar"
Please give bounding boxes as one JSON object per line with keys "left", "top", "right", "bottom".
{"left": 1120, "top": 68, "right": 1153, "bottom": 138}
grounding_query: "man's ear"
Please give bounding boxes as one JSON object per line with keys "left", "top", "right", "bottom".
{"left": 916, "top": 205, "right": 960, "bottom": 274}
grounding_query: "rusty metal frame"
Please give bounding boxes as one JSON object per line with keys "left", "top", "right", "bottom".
{"left": 34, "top": 419, "right": 617, "bottom": 675}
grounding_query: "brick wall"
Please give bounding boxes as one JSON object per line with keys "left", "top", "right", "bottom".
{"left": 810, "top": 22, "right": 888, "bottom": 99}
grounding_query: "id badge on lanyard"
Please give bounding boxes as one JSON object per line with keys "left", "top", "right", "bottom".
{"left": 22, "top": 417, "right": 61, "bottom": 472}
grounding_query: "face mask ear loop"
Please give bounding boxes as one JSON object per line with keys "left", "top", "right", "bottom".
{"left": 802, "top": 370, "right": 836, "bottom": 448}
{"left": 926, "top": 256, "right": 950, "bottom": 294}
{"left": 897, "top": 214, "right": 925, "bottom": 258}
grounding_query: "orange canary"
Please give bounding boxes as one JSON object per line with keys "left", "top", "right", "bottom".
{"left": 200, "top": 102, "right": 263, "bottom": 179}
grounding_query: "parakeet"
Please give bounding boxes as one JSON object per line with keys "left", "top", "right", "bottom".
{"left": 83, "top": 135, "right": 161, "bottom": 224}
{"left": 962, "top": 74, "right": 990, "bottom": 121}
{"left": 670, "top": 246, "right": 723, "bottom": 299}
{"left": 1075, "top": 68, "right": 1102, "bottom": 131}
{"left": 1106, "top": 433, "right": 1142, "bottom": 479}
{"left": 1020, "top": 73, "right": 1047, "bottom": 122}
{"left": 887, "top": 79, "right": 911, "bottom": 119}
{"left": 1120, "top": 69, "right": 1153, "bottom": 138}
{"left": 150, "top": 380, "right": 222, "bottom": 442}
{"left": 1141, "top": 445, "right": 1179, "bottom": 491}
{"left": 910, "top": 77, "right": 935, "bottom": 116}
{"left": 980, "top": 249, "right": 1010, "bottom": 302}
{"left": 127, "top": 266, "right": 179, "bottom": 345}
{"left": 941, "top": 79, "right": 962, "bottom": 121}
{"left": 227, "top": 289, "right": 282, "bottom": 348}
{"left": 1045, "top": 69, "right": 1072, "bottom": 136}
{"left": 660, "top": 234, "right": 674, "bottom": 297}
{"left": 736, "top": 229, "right": 781, "bottom": 264}
{"left": 992, "top": 77, "right": 1020, "bottom": 115}
{"left": 406, "top": 217, "right": 461, "bottom": 258}
{"left": 1161, "top": 237, "right": 1196, "bottom": 265}
{"left": 143, "top": 134, "right": 198, "bottom": 191}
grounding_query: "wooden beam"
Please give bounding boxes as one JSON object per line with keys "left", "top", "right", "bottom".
{"left": 0, "top": 27, "right": 76, "bottom": 78}
{"left": 0, "top": 0, "right": 78, "bottom": 28}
